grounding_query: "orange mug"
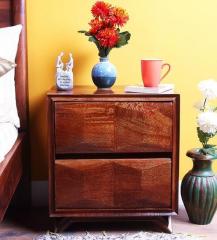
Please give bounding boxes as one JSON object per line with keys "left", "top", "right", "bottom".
{"left": 141, "top": 59, "right": 171, "bottom": 87}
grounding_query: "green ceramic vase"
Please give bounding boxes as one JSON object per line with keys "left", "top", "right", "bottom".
{"left": 181, "top": 149, "right": 217, "bottom": 225}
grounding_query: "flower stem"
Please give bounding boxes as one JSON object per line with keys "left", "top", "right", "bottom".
{"left": 202, "top": 98, "right": 207, "bottom": 111}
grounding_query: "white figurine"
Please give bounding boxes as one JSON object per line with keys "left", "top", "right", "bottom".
{"left": 66, "top": 53, "right": 73, "bottom": 71}
{"left": 56, "top": 52, "right": 64, "bottom": 71}
{"left": 56, "top": 52, "right": 73, "bottom": 91}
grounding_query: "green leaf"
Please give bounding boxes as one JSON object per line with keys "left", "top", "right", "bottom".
{"left": 78, "top": 30, "right": 92, "bottom": 36}
{"left": 212, "top": 106, "right": 217, "bottom": 111}
{"left": 115, "top": 31, "right": 131, "bottom": 48}
{"left": 78, "top": 30, "right": 87, "bottom": 33}
{"left": 199, "top": 147, "right": 217, "bottom": 156}
{"left": 85, "top": 32, "right": 91, "bottom": 36}
{"left": 99, "top": 47, "right": 109, "bottom": 57}
{"left": 204, "top": 144, "right": 216, "bottom": 149}
{"left": 105, "top": 48, "right": 112, "bottom": 57}
{"left": 207, "top": 148, "right": 217, "bottom": 155}
{"left": 197, "top": 127, "right": 213, "bottom": 147}
{"left": 88, "top": 36, "right": 97, "bottom": 43}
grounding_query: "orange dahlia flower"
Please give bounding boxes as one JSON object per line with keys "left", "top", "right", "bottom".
{"left": 79, "top": 1, "right": 131, "bottom": 57}
{"left": 91, "top": 1, "right": 111, "bottom": 18}
{"left": 111, "top": 7, "right": 129, "bottom": 27}
{"left": 89, "top": 18, "right": 104, "bottom": 34}
{"left": 96, "top": 27, "right": 119, "bottom": 48}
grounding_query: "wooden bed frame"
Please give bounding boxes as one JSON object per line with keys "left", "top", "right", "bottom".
{"left": 0, "top": 0, "right": 29, "bottom": 221}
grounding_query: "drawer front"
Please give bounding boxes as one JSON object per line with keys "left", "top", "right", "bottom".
{"left": 55, "top": 102, "right": 173, "bottom": 154}
{"left": 55, "top": 158, "right": 172, "bottom": 210}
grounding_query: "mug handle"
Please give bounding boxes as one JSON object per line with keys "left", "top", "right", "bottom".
{"left": 160, "top": 63, "right": 171, "bottom": 81}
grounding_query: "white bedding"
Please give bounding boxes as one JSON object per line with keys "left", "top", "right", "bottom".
{"left": 0, "top": 122, "right": 18, "bottom": 162}
{"left": 0, "top": 25, "right": 22, "bottom": 128}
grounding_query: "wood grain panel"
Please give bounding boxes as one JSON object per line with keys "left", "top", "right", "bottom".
{"left": 55, "top": 158, "right": 171, "bottom": 210}
{"left": 55, "top": 102, "right": 115, "bottom": 153}
{"left": 116, "top": 102, "right": 172, "bottom": 152}
{"left": 13, "top": 0, "right": 29, "bottom": 131}
{"left": 47, "top": 85, "right": 178, "bottom": 98}
{"left": 0, "top": 0, "right": 10, "bottom": 8}
{"left": 0, "top": 134, "right": 24, "bottom": 222}
{"left": 0, "top": 0, "right": 11, "bottom": 27}
{"left": 55, "top": 102, "right": 173, "bottom": 154}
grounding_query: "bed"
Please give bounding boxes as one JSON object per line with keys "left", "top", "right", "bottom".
{"left": 0, "top": 0, "right": 29, "bottom": 221}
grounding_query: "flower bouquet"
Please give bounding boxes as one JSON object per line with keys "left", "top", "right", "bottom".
{"left": 181, "top": 79, "right": 217, "bottom": 225}
{"left": 78, "top": 1, "right": 131, "bottom": 88}
{"left": 195, "top": 79, "right": 217, "bottom": 156}
{"left": 79, "top": 1, "right": 131, "bottom": 57}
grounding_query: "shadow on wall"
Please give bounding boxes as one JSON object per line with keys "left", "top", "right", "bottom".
{"left": 30, "top": 93, "right": 48, "bottom": 180}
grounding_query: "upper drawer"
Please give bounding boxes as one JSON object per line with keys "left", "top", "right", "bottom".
{"left": 55, "top": 102, "right": 173, "bottom": 154}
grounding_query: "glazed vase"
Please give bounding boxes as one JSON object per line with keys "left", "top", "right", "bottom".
{"left": 91, "top": 57, "right": 117, "bottom": 89}
{"left": 181, "top": 149, "right": 217, "bottom": 225}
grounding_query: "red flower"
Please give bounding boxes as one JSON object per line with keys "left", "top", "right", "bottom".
{"left": 96, "top": 27, "right": 119, "bottom": 48}
{"left": 91, "top": 1, "right": 111, "bottom": 18}
{"left": 89, "top": 18, "right": 104, "bottom": 34}
{"left": 111, "top": 7, "right": 129, "bottom": 27}
{"left": 79, "top": 1, "right": 131, "bottom": 57}
{"left": 103, "top": 15, "right": 116, "bottom": 27}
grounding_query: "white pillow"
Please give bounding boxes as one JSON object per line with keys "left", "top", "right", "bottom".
{"left": 0, "top": 25, "right": 22, "bottom": 128}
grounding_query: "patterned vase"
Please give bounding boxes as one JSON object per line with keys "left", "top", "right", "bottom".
{"left": 181, "top": 149, "right": 217, "bottom": 225}
{"left": 91, "top": 57, "right": 117, "bottom": 89}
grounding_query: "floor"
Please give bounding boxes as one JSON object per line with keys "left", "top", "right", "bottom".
{"left": 0, "top": 203, "right": 216, "bottom": 240}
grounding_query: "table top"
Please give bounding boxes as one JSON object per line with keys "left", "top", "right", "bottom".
{"left": 47, "top": 86, "right": 179, "bottom": 97}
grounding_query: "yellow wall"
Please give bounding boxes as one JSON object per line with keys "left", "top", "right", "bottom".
{"left": 27, "top": 0, "right": 217, "bottom": 180}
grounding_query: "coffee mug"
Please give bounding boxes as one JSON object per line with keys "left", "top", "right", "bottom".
{"left": 141, "top": 59, "right": 171, "bottom": 87}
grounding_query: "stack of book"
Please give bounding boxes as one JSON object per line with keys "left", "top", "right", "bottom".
{"left": 125, "top": 83, "right": 174, "bottom": 94}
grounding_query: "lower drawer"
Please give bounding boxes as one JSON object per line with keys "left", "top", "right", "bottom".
{"left": 55, "top": 158, "right": 171, "bottom": 210}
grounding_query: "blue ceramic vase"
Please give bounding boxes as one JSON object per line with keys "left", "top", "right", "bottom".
{"left": 92, "top": 57, "right": 117, "bottom": 89}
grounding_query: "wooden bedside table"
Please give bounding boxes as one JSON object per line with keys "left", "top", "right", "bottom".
{"left": 47, "top": 86, "right": 180, "bottom": 232}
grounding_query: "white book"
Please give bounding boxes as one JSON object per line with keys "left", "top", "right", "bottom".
{"left": 125, "top": 84, "right": 174, "bottom": 94}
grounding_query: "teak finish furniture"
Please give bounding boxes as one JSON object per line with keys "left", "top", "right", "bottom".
{"left": 0, "top": 0, "right": 29, "bottom": 221}
{"left": 47, "top": 86, "right": 180, "bottom": 232}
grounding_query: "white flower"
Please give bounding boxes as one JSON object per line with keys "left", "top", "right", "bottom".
{"left": 198, "top": 79, "right": 217, "bottom": 100}
{"left": 194, "top": 100, "right": 212, "bottom": 111}
{"left": 194, "top": 101, "right": 204, "bottom": 110}
{"left": 197, "top": 111, "right": 217, "bottom": 134}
